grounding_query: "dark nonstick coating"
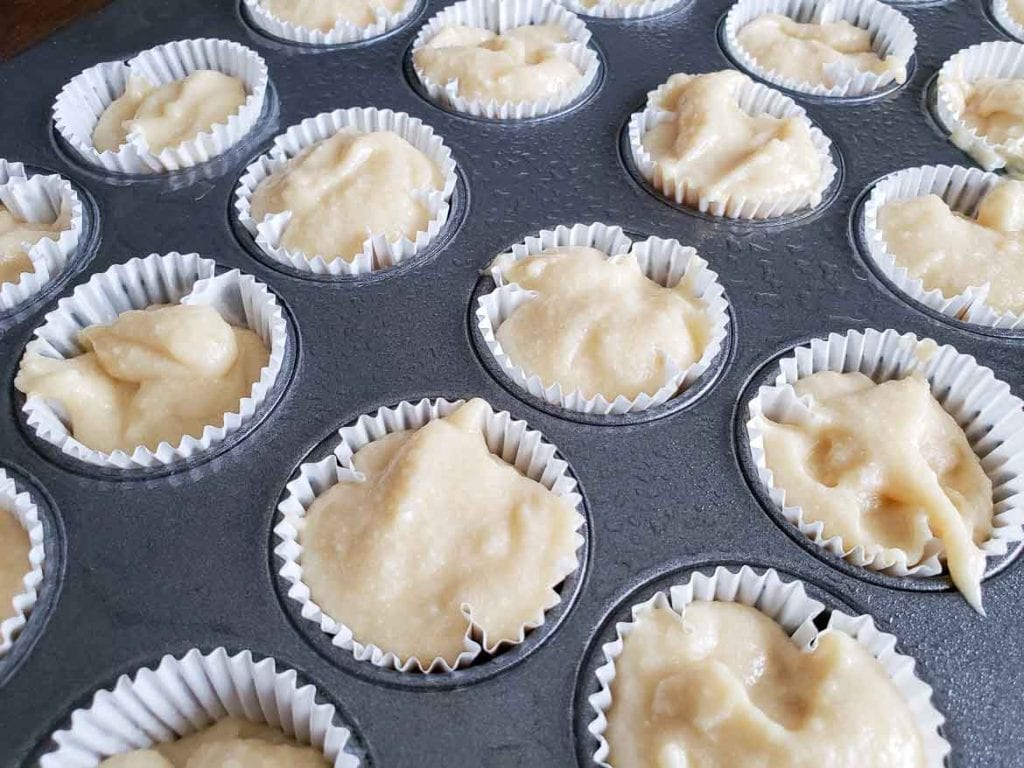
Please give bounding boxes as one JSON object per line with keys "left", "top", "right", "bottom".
{"left": 0, "top": 0, "right": 1021, "bottom": 765}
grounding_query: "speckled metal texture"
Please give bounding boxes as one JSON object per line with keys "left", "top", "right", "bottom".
{"left": 0, "top": 0, "right": 1021, "bottom": 765}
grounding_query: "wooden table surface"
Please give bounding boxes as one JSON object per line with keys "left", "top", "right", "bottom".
{"left": 2, "top": 0, "right": 114, "bottom": 61}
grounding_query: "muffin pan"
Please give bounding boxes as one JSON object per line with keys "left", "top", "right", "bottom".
{"left": 1, "top": 0, "right": 1022, "bottom": 765}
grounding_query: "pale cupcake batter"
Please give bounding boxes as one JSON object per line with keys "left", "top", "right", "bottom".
{"left": 0, "top": 201, "right": 71, "bottom": 285}
{"left": 261, "top": 0, "right": 405, "bottom": 28}
{"left": 0, "top": 507, "right": 30, "bottom": 626}
{"left": 15, "top": 304, "right": 269, "bottom": 454}
{"left": 493, "top": 246, "right": 712, "bottom": 400}
{"left": 301, "top": 398, "right": 582, "bottom": 665}
{"left": 92, "top": 70, "right": 247, "bottom": 153}
{"left": 1009, "top": 0, "right": 1024, "bottom": 27}
{"left": 603, "top": 602, "right": 925, "bottom": 768}
{"left": 737, "top": 14, "right": 907, "bottom": 88}
{"left": 878, "top": 180, "right": 1024, "bottom": 314}
{"left": 97, "top": 717, "right": 328, "bottom": 767}
{"left": 760, "top": 371, "right": 992, "bottom": 609}
{"left": 642, "top": 70, "right": 823, "bottom": 208}
{"left": 941, "top": 75, "right": 1024, "bottom": 171}
{"left": 250, "top": 130, "right": 442, "bottom": 262}
{"left": 414, "top": 24, "right": 582, "bottom": 103}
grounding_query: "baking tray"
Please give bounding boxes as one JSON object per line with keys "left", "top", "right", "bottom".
{"left": 1, "top": 0, "right": 1022, "bottom": 764}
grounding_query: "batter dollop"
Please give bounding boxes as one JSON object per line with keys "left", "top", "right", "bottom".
{"left": 493, "top": 246, "right": 712, "bottom": 400}
{"left": 0, "top": 507, "right": 30, "bottom": 627}
{"left": 414, "top": 24, "right": 582, "bottom": 103}
{"left": 0, "top": 201, "right": 70, "bottom": 285}
{"left": 97, "top": 717, "right": 328, "bottom": 767}
{"left": 642, "top": 70, "right": 823, "bottom": 208}
{"left": 760, "top": 371, "right": 992, "bottom": 609}
{"left": 250, "top": 130, "right": 443, "bottom": 263}
{"left": 737, "top": 14, "right": 906, "bottom": 88}
{"left": 261, "top": 0, "right": 405, "bottom": 28}
{"left": 941, "top": 74, "right": 1024, "bottom": 171}
{"left": 878, "top": 179, "right": 1024, "bottom": 314}
{"left": 603, "top": 602, "right": 926, "bottom": 768}
{"left": 92, "top": 70, "right": 247, "bottom": 153}
{"left": 16, "top": 304, "right": 269, "bottom": 454}
{"left": 301, "top": 398, "right": 582, "bottom": 665}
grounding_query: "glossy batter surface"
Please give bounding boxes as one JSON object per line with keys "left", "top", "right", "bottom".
{"left": 760, "top": 371, "right": 992, "bottom": 609}
{"left": 414, "top": 24, "right": 582, "bottom": 103}
{"left": 16, "top": 304, "right": 269, "bottom": 453}
{"left": 494, "top": 246, "right": 712, "bottom": 400}
{"left": 737, "top": 14, "right": 906, "bottom": 87}
{"left": 878, "top": 180, "right": 1024, "bottom": 313}
{"left": 642, "top": 70, "right": 822, "bottom": 206}
{"left": 604, "top": 602, "right": 926, "bottom": 768}
{"left": 92, "top": 70, "right": 247, "bottom": 153}
{"left": 0, "top": 201, "right": 70, "bottom": 284}
{"left": 250, "top": 129, "right": 442, "bottom": 262}
{"left": 943, "top": 75, "right": 1024, "bottom": 169}
{"left": 97, "top": 717, "right": 328, "bottom": 767}
{"left": 301, "top": 399, "right": 582, "bottom": 665}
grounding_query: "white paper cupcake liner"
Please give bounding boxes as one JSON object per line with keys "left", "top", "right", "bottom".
{"left": 274, "top": 397, "right": 585, "bottom": 673}
{"left": 0, "top": 158, "right": 83, "bottom": 313}
{"left": 862, "top": 164, "right": 1024, "bottom": 330}
{"left": 935, "top": 41, "right": 1024, "bottom": 176}
{"left": 410, "top": 0, "right": 601, "bottom": 119}
{"left": 587, "top": 565, "right": 950, "bottom": 767}
{"left": 557, "top": 0, "right": 685, "bottom": 21}
{"left": 39, "top": 647, "right": 361, "bottom": 767}
{"left": 628, "top": 73, "right": 837, "bottom": 219}
{"left": 475, "top": 222, "right": 730, "bottom": 415}
{"left": 234, "top": 108, "right": 457, "bottom": 276}
{"left": 17, "top": 252, "right": 288, "bottom": 470}
{"left": 723, "top": 0, "right": 917, "bottom": 98}
{"left": 745, "top": 328, "right": 1024, "bottom": 590}
{"left": 243, "top": 0, "right": 419, "bottom": 44}
{"left": 0, "top": 469, "right": 46, "bottom": 658}
{"left": 53, "top": 38, "right": 269, "bottom": 174}
{"left": 993, "top": 0, "right": 1024, "bottom": 43}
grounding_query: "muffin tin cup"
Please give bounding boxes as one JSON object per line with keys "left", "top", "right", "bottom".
{"left": 474, "top": 222, "right": 730, "bottom": 415}
{"left": 744, "top": 328, "right": 1024, "bottom": 607}
{"left": 861, "top": 164, "right": 1024, "bottom": 330}
{"left": 242, "top": 0, "right": 420, "bottom": 45}
{"left": 585, "top": 565, "right": 950, "bottom": 767}
{"left": 992, "top": 0, "right": 1024, "bottom": 42}
{"left": 0, "top": 159, "right": 83, "bottom": 314}
{"left": 0, "top": 469, "right": 45, "bottom": 659}
{"left": 935, "top": 41, "right": 1024, "bottom": 176}
{"left": 274, "top": 397, "right": 585, "bottom": 674}
{"left": 558, "top": 0, "right": 686, "bottom": 21}
{"left": 722, "top": 0, "right": 916, "bottom": 98}
{"left": 38, "top": 647, "right": 362, "bottom": 767}
{"left": 52, "top": 38, "right": 269, "bottom": 174}
{"left": 627, "top": 74, "right": 837, "bottom": 219}
{"left": 410, "top": 0, "right": 601, "bottom": 120}
{"left": 16, "top": 252, "right": 288, "bottom": 471}
{"left": 234, "top": 107, "right": 457, "bottom": 276}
